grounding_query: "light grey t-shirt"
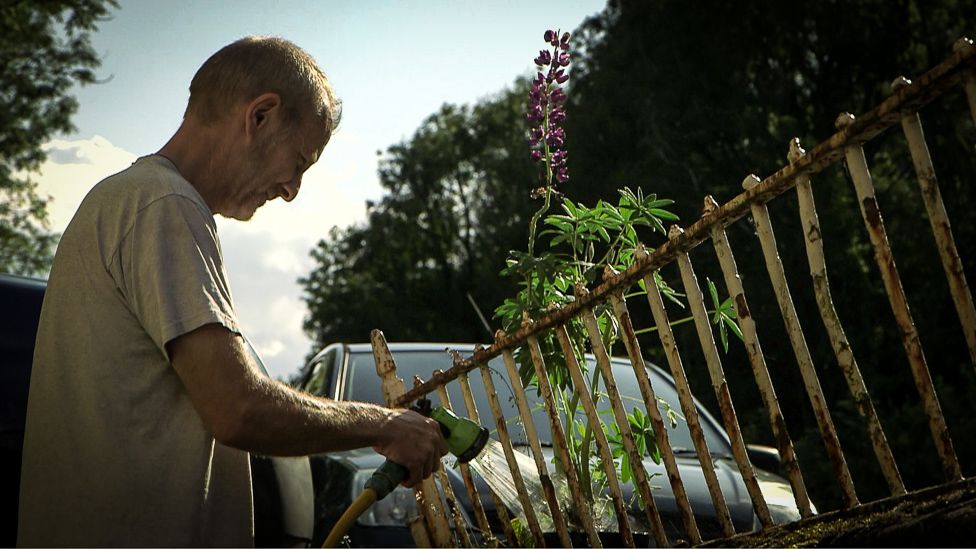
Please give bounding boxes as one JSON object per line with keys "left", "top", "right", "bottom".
{"left": 18, "top": 155, "right": 253, "bottom": 547}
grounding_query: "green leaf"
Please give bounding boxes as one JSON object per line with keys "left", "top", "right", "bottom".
{"left": 650, "top": 208, "right": 680, "bottom": 221}
{"left": 721, "top": 312, "right": 744, "bottom": 341}
{"left": 707, "top": 277, "right": 721, "bottom": 310}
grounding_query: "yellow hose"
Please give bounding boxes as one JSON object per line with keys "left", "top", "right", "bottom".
{"left": 321, "top": 487, "right": 378, "bottom": 548}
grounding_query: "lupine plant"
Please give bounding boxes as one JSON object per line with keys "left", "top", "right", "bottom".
{"left": 493, "top": 29, "right": 742, "bottom": 520}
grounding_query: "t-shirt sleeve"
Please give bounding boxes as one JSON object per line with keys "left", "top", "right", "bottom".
{"left": 116, "top": 194, "right": 241, "bottom": 357}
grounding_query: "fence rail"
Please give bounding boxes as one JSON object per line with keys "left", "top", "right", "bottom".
{"left": 370, "top": 37, "right": 976, "bottom": 547}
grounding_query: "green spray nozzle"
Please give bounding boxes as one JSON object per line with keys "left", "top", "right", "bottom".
{"left": 365, "top": 399, "right": 489, "bottom": 500}
{"left": 428, "top": 405, "right": 490, "bottom": 463}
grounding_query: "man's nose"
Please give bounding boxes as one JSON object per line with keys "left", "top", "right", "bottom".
{"left": 280, "top": 177, "right": 302, "bottom": 202}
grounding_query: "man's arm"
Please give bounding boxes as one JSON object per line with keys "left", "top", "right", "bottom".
{"left": 166, "top": 323, "right": 446, "bottom": 487}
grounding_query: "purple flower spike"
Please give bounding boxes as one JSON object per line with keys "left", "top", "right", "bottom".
{"left": 527, "top": 27, "right": 571, "bottom": 188}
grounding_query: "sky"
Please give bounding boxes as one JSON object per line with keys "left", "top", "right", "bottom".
{"left": 36, "top": 0, "right": 607, "bottom": 380}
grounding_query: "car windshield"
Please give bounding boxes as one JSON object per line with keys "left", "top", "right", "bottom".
{"left": 346, "top": 349, "right": 730, "bottom": 456}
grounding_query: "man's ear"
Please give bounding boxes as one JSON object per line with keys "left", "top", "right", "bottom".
{"left": 244, "top": 92, "right": 282, "bottom": 141}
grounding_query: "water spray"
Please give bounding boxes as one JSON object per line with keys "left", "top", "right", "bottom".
{"left": 322, "top": 398, "right": 489, "bottom": 547}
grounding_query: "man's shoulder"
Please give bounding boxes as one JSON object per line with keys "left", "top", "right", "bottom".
{"left": 92, "top": 155, "right": 208, "bottom": 213}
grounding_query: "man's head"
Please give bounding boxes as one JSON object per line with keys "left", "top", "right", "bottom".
{"left": 179, "top": 36, "right": 341, "bottom": 220}
{"left": 187, "top": 36, "right": 341, "bottom": 137}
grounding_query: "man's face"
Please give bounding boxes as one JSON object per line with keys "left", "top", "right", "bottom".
{"left": 223, "top": 114, "right": 329, "bottom": 221}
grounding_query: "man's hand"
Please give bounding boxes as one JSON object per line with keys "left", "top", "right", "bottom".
{"left": 372, "top": 409, "right": 449, "bottom": 487}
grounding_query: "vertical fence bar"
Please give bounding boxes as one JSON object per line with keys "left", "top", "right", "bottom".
{"left": 789, "top": 139, "right": 906, "bottom": 497}
{"left": 408, "top": 517, "right": 432, "bottom": 548}
{"left": 478, "top": 358, "right": 548, "bottom": 547}
{"left": 954, "top": 38, "right": 976, "bottom": 126}
{"left": 522, "top": 329, "right": 603, "bottom": 547}
{"left": 370, "top": 330, "right": 454, "bottom": 547}
{"left": 458, "top": 371, "right": 519, "bottom": 547}
{"left": 836, "top": 112, "right": 963, "bottom": 482}
{"left": 739, "top": 182, "right": 861, "bottom": 509}
{"left": 638, "top": 246, "right": 737, "bottom": 538}
{"left": 608, "top": 285, "right": 702, "bottom": 544}
{"left": 672, "top": 227, "right": 775, "bottom": 528}
{"left": 433, "top": 378, "right": 477, "bottom": 547}
{"left": 580, "top": 302, "right": 671, "bottom": 547}
{"left": 553, "top": 322, "right": 636, "bottom": 547}
{"left": 893, "top": 76, "right": 976, "bottom": 370}
{"left": 497, "top": 345, "right": 575, "bottom": 548}
{"left": 704, "top": 203, "right": 816, "bottom": 517}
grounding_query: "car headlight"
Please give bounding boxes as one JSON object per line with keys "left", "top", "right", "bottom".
{"left": 350, "top": 470, "right": 419, "bottom": 527}
{"left": 756, "top": 474, "right": 817, "bottom": 525}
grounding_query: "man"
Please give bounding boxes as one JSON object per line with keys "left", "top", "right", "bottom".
{"left": 18, "top": 36, "right": 446, "bottom": 547}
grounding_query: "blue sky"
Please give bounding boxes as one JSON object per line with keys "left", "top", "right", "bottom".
{"left": 39, "top": 0, "right": 606, "bottom": 379}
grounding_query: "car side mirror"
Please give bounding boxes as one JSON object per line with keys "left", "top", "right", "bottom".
{"left": 746, "top": 443, "right": 782, "bottom": 473}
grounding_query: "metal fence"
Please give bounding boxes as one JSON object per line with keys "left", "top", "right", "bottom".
{"left": 368, "top": 37, "right": 976, "bottom": 547}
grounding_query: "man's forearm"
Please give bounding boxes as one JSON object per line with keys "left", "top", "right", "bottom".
{"left": 227, "top": 375, "right": 395, "bottom": 456}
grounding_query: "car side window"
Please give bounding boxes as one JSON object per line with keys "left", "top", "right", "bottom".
{"left": 306, "top": 349, "right": 340, "bottom": 398}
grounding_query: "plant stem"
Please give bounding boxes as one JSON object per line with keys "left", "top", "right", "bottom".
{"left": 632, "top": 311, "right": 720, "bottom": 335}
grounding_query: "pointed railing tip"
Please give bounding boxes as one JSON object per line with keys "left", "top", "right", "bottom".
{"left": 702, "top": 195, "right": 720, "bottom": 215}
{"left": 835, "top": 112, "right": 856, "bottom": 129}
{"left": 788, "top": 137, "right": 806, "bottom": 163}
{"left": 574, "top": 282, "right": 590, "bottom": 298}
{"left": 953, "top": 37, "right": 974, "bottom": 53}
{"left": 635, "top": 242, "right": 650, "bottom": 259}
{"left": 449, "top": 350, "right": 464, "bottom": 366}
{"left": 742, "top": 174, "right": 761, "bottom": 190}
{"left": 890, "top": 76, "right": 912, "bottom": 93}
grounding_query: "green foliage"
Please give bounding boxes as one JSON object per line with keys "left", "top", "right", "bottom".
{"left": 0, "top": 0, "right": 118, "bottom": 275}
{"left": 509, "top": 517, "right": 535, "bottom": 548}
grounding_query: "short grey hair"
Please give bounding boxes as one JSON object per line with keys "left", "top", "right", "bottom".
{"left": 186, "top": 36, "right": 342, "bottom": 136}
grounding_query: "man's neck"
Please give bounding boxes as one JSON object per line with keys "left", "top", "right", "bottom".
{"left": 157, "top": 119, "right": 228, "bottom": 214}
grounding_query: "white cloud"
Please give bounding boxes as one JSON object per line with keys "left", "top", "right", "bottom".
{"left": 36, "top": 135, "right": 138, "bottom": 233}
{"left": 35, "top": 133, "right": 384, "bottom": 381}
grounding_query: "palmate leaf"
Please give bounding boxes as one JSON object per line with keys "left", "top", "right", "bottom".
{"left": 704, "top": 277, "right": 744, "bottom": 353}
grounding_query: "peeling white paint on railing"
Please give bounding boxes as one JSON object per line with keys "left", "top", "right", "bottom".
{"left": 789, "top": 138, "right": 907, "bottom": 498}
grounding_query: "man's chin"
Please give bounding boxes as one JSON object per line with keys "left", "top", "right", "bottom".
{"left": 219, "top": 207, "right": 258, "bottom": 221}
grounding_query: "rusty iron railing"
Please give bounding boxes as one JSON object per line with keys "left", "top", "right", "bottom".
{"left": 368, "top": 37, "right": 976, "bottom": 547}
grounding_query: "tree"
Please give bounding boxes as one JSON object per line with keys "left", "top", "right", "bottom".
{"left": 0, "top": 0, "right": 118, "bottom": 275}
{"left": 301, "top": 86, "right": 540, "bottom": 350}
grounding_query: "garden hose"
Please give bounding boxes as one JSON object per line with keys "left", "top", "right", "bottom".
{"left": 321, "top": 487, "right": 378, "bottom": 548}
{"left": 320, "top": 399, "right": 489, "bottom": 548}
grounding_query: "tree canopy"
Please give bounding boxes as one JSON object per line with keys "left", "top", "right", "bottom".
{"left": 0, "top": 0, "right": 118, "bottom": 275}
